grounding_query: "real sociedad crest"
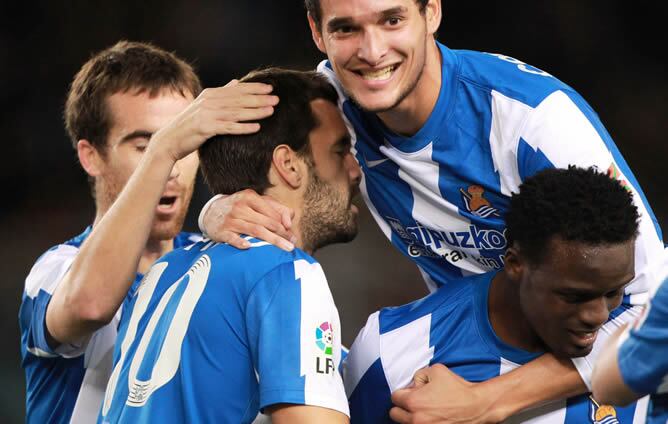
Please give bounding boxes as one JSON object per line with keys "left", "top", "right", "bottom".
{"left": 460, "top": 185, "right": 499, "bottom": 218}
{"left": 589, "top": 396, "right": 619, "bottom": 424}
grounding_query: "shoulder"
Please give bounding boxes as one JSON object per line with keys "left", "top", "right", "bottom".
{"left": 451, "top": 47, "right": 578, "bottom": 108}
{"left": 24, "top": 240, "right": 82, "bottom": 298}
{"left": 376, "top": 272, "right": 482, "bottom": 335}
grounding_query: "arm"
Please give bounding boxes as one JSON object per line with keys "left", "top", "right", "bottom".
{"left": 591, "top": 325, "right": 640, "bottom": 406}
{"left": 268, "top": 404, "right": 348, "bottom": 424}
{"left": 593, "top": 272, "right": 668, "bottom": 405}
{"left": 199, "top": 189, "right": 296, "bottom": 251}
{"left": 390, "top": 353, "right": 585, "bottom": 424}
{"left": 46, "top": 81, "right": 278, "bottom": 346}
{"left": 248, "top": 259, "right": 349, "bottom": 421}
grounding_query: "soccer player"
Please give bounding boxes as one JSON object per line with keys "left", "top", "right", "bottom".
{"left": 345, "top": 167, "right": 647, "bottom": 423}
{"left": 18, "top": 41, "right": 278, "bottom": 423}
{"left": 592, "top": 261, "right": 668, "bottom": 423}
{"left": 99, "top": 68, "right": 358, "bottom": 424}
{"left": 198, "top": 0, "right": 665, "bottom": 420}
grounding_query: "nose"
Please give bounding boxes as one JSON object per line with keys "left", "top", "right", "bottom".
{"left": 357, "top": 28, "right": 387, "bottom": 66}
{"left": 169, "top": 158, "right": 182, "bottom": 181}
{"left": 347, "top": 153, "right": 362, "bottom": 186}
{"left": 577, "top": 297, "right": 612, "bottom": 330}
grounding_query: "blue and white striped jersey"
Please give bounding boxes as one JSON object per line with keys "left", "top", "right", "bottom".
{"left": 99, "top": 238, "right": 348, "bottom": 423}
{"left": 344, "top": 272, "right": 648, "bottom": 423}
{"left": 19, "top": 227, "right": 200, "bottom": 424}
{"left": 317, "top": 41, "right": 663, "bottom": 296}
{"left": 317, "top": 41, "right": 665, "bottom": 387}
{"left": 619, "top": 257, "right": 668, "bottom": 423}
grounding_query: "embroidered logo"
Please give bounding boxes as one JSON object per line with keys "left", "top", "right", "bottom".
{"left": 589, "top": 396, "right": 619, "bottom": 424}
{"left": 460, "top": 185, "right": 500, "bottom": 218}
{"left": 315, "top": 322, "right": 335, "bottom": 375}
{"left": 607, "top": 163, "right": 632, "bottom": 192}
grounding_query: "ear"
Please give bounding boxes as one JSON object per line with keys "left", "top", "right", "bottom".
{"left": 503, "top": 245, "right": 526, "bottom": 282}
{"left": 425, "top": 0, "right": 442, "bottom": 36}
{"left": 271, "top": 144, "right": 305, "bottom": 189}
{"left": 307, "top": 13, "right": 327, "bottom": 54}
{"left": 77, "top": 139, "right": 105, "bottom": 177}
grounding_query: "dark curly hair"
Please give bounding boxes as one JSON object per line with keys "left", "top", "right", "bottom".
{"left": 505, "top": 166, "right": 640, "bottom": 264}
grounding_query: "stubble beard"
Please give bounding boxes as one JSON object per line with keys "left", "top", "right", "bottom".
{"left": 300, "top": 172, "right": 358, "bottom": 254}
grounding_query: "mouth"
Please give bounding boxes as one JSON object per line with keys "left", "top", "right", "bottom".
{"left": 156, "top": 195, "right": 179, "bottom": 214}
{"left": 567, "top": 329, "right": 598, "bottom": 347}
{"left": 354, "top": 64, "right": 399, "bottom": 82}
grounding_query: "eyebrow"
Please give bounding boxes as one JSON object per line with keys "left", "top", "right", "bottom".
{"left": 326, "top": 6, "right": 408, "bottom": 32}
{"left": 119, "top": 130, "right": 153, "bottom": 144}
{"left": 335, "top": 134, "right": 352, "bottom": 149}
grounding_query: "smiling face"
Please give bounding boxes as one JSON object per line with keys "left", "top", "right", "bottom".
{"left": 301, "top": 99, "right": 361, "bottom": 252}
{"left": 309, "top": 0, "right": 440, "bottom": 113}
{"left": 95, "top": 89, "right": 198, "bottom": 241}
{"left": 517, "top": 236, "right": 635, "bottom": 358}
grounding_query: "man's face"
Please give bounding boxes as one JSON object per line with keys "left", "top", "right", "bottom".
{"left": 301, "top": 99, "right": 361, "bottom": 251}
{"left": 310, "top": 0, "right": 435, "bottom": 112}
{"left": 519, "top": 237, "right": 635, "bottom": 358}
{"left": 96, "top": 89, "right": 198, "bottom": 241}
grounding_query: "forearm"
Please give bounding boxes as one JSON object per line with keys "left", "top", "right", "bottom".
{"left": 46, "top": 147, "right": 176, "bottom": 344}
{"left": 592, "top": 325, "right": 640, "bottom": 406}
{"left": 479, "top": 353, "right": 586, "bottom": 421}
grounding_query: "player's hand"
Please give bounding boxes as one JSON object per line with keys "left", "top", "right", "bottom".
{"left": 390, "top": 364, "right": 502, "bottom": 424}
{"left": 202, "top": 189, "right": 296, "bottom": 251}
{"left": 149, "top": 79, "right": 279, "bottom": 162}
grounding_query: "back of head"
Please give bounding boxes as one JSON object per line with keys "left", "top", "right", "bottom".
{"left": 505, "top": 166, "right": 639, "bottom": 264}
{"left": 64, "top": 40, "right": 202, "bottom": 152}
{"left": 199, "top": 68, "right": 338, "bottom": 195}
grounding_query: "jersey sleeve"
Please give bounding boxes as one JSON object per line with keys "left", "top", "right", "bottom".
{"left": 19, "top": 245, "right": 90, "bottom": 358}
{"left": 618, "top": 275, "right": 668, "bottom": 395}
{"left": 246, "top": 258, "right": 349, "bottom": 417}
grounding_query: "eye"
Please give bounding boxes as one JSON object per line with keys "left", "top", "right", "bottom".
{"left": 387, "top": 16, "right": 402, "bottom": 26}
{"left": 135, "top": 144, "right": 148, "bottom": 152}
{"left": 334, "top": 25, "right": 356, "bottom": 35}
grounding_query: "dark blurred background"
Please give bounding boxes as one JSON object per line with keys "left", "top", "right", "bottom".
{"left": 1, "top": 1, "right": 666, "bottom": 422}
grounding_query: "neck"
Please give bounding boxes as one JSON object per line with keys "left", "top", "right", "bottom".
{"left": 488, "top": 272, "right": 544, "bottom": 352}
{"left": 377, "top": 39, "right": 442, "bottom": 136}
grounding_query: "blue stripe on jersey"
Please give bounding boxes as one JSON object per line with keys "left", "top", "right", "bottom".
{"left": 348, "top": 359, "right": 392, "bottom": 424}
{"left": 247, "top": 261, "right": 306, "bottom": 409}
{"left": 516, "top": 138, "right": 554, "bottom": 181}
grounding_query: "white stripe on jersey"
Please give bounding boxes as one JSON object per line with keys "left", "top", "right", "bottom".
{"left": 25, "top": 244, "right": 78, "bottom": 298}
{"left": 295, "top": 260, "right": 349, "bottom": 416}
{"left": 388, "top": 142, "right": 488, "bottom": 274}
{"left": 488, "top": 89, "right": 532, "bottom": 197}
{"left": 343, "top": 311, "right": 381, "bottom": 398}
{"left": 380, "top": 314, "right": 434, "bottom": 393}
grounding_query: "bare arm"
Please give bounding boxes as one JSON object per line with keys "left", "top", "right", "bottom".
{"left": 268, "top": 404, "right": 349, "bottom": 424}
{"left": 46, "top": 81, "right": 278, "bottom": 346}
{"left": 391, "top": 353, "right": 585, "bottom": 424}
{"left": 200, "top": 189, "right": 295, "bottom": 251}
{"left": 592, "top": 324, "right": 640, "bottom": 406}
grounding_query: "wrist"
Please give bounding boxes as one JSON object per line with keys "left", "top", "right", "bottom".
{"left": 475, "top": 379, "right": 514, "bottom": 423}
{"left": 198, "top": 194, "right": 226, "bottom": 238}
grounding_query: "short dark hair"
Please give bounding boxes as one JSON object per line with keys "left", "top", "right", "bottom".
{"left": 305, "top": 0, "right": 429, "bottom": 31}
{"left": 64, "top": 40, "right": 202, "bottom": 152}
{"left": 199, "top": 68, "right": 339, "bottom": 195}
{"left": 505, "top": 166, "right": 640, "bottom": 264}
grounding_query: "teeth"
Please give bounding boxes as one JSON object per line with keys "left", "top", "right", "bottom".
{"left": 361, "top": 65, "right": 395, "bottom": 81}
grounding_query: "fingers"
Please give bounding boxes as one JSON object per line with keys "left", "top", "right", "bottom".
{"left": 230, "top": 218, "right": 294, "bottom": 251}
{"left": 262, "top": 196, "right": 295, "bottom": 231}
{"left": 214, "top": 231, "right": 251, "bottom": 250}
{"left": 389, "top": 406, "right": 412, "bottom": 424}
{"left": 412, "top": 367, "right": 432, "bottom": 387}
{"left": 391, "top": 387, "right": 415, "bottom": 410}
